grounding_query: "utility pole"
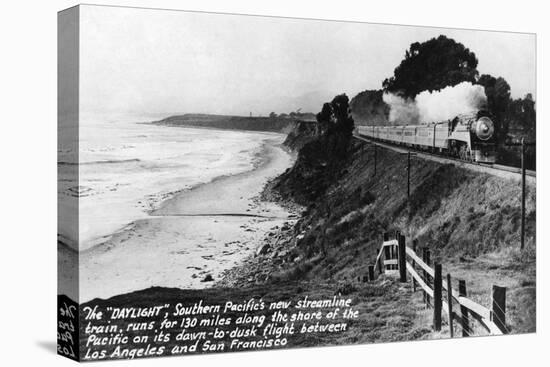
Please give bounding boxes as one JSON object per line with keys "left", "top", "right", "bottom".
{"left": 407, "top": 151, "right": 411, "bottom": 198}
{"left": 521, "top": 138, "right": 526, "bottom": 250}
{"left": 373, "top": 144, "right": 377, "bottom": 176}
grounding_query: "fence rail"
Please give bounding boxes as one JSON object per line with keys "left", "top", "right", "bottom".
{"left": 363, "top": 232, "right": 508, "bottom": 337}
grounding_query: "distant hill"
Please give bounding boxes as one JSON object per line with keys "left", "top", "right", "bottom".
{"left": 349, "top": 89, "right": 390, "bottom": 126}
{"left": 153, "top": 114, "right": 299, "bottom": 133}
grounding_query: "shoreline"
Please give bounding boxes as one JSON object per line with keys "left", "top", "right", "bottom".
{"left": 77, "top": 134, "right": 296, "bottom": 302}
{"left": 216, "top": 174, "right": 306, "bottom": 288}
{"left": 78, "top": 126, "right": 287, "bottom": 254}
{"left": 151, "top": 137, "right": 293, "bottom": 218}
{"left": 151, "top": 136, "right": 277, "bottom": 214}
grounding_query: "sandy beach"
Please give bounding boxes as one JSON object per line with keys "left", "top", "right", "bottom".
{"left": 77, "top": 134, "right": 295, "bottom": 302}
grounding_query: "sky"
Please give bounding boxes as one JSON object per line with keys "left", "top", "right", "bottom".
{"left": 79, "top": 5, "right": 536, "bottom": 118}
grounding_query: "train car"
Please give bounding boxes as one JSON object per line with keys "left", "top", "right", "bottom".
{"left": 355, "top": 111, "right": 497, "bottom": 163}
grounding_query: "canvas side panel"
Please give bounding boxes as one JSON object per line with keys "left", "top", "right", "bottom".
{"left": 58, "top": 5, "right": 80, "bottom": 362}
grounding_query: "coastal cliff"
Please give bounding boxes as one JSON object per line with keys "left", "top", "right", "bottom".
{"left": 154, "top": 113, "right": 300, "bottom": 133}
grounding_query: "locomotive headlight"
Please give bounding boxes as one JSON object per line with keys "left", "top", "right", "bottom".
{"left": 473, "top": 117, "right": 495, "bottom": 141}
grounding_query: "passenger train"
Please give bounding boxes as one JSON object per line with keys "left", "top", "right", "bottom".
{"left": 355, "top": 111, "right": 497, "bottom": 163}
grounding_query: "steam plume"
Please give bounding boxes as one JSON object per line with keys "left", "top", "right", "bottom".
{"left": 383, "top": 82, "right": 487, "bottom": 124}
{"left": 382, "top": 93, "right": 420, "bottom": 124}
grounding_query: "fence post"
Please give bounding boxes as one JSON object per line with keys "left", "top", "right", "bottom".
{"left": 491, "top": 285, "right": 507, "bottom": 334}
{"left": 412, "top": 240, "right": 418, "bottom": 292}
{"left": 398, "top": 234, "right": 407, "bottom": 282}
{"left": 447, "top": 274, "right": 454, "bottom": 338}
{"left": 392, "top": 231, "right": 399, "bottom": 270}
{"left": 459, "top": 280, "right": 469, "bottom": 337}
{"left": 433, "top": 263, "right": 442, "bottom": 331}
{"left": 382, "top": 233, "right": 390, "bottom": 272}
{"left": 384, "top": 246, "right": 391, "bottom": 272}
{"left": 368, "top": 265, "right": 375, "bottom": 281}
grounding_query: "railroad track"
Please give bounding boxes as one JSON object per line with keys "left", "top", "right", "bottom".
{"left": 352, "top": 134, "right": 536, "bottom": 184}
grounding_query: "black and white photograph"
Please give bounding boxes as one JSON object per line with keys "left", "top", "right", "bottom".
{"left": 55, "top": 2, "right": 536, "bottom": 363}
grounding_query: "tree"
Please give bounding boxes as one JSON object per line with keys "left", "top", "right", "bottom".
{"left": 269, "top": 112, "right": 278, "bottom": 119}
{"left": 506, "top": 94, "right": 536, "bottom": 139}
{"left": 316, "top": 102, "right": 334, "bottom": 133}
{"left": 330, "top": 94, "right": 354, "bottom": 137}
{"left": 477, "top": 74, "right": 512, "bottom": 142}
{"left": 315, "top": 95, "right": 355, "bottom": 137}
{"left": 314, "top": 94, "right": 355, "bottom": 160}
{"left": 349, "top": 89, "right": 390, "bottom": 126}
{"left": 383, "top": 35, "right": 478, "bottom": 98}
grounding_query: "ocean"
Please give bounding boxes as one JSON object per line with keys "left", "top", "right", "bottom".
{"left": 58, "top": 118, "right": 276, "bottom": 251}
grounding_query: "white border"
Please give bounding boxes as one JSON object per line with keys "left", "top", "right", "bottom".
{"left": 1, "top": 1, "right": 546, "bottom": 366}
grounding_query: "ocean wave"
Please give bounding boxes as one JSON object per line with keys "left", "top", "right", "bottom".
{"left": 58, "top": 158, "right": 142, "bottom": 166}
{"left": 65, "top": 185, "right": 95, "bottom": 197}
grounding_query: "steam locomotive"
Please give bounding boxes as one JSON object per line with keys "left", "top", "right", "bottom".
{"left": 355, "top": 111, "right": 497, "bottom": 163}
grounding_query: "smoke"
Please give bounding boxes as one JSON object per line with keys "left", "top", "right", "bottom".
{"left": 382, "top": 93, "right": 420, "bottom": 124}
{"left": 383, "top": 82, "right": 487, "bottom": 124}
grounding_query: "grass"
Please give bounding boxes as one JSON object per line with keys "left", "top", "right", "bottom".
{"left": 78, "top": 276, "right": 431, "bottom": 361}
{"left": 440, "top": 248, "right": 536, "bottom": 334}
{"left": 268, "top": 137, "right": 536, "bottom": 336}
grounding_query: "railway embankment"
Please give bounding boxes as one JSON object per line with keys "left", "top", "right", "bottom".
{"left": 245, "top": 120, "right": 536, "bottom": 334}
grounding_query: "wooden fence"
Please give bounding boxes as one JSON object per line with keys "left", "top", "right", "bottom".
{"left": 359, "top": 232, "right": 508, "bottom": 337}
